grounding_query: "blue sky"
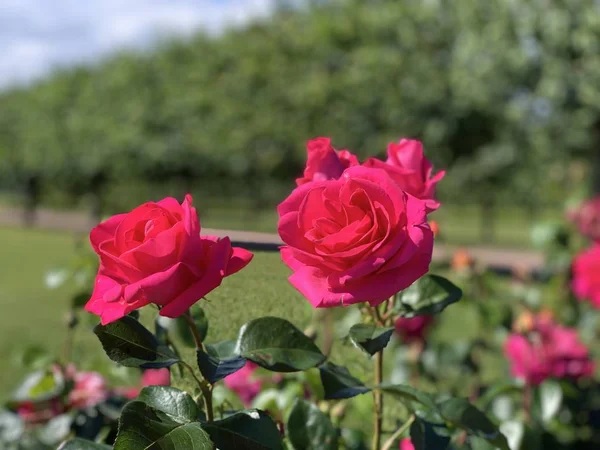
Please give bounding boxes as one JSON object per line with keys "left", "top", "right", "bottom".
{"left": 0, "top": 0, "right": 275, "bottom": 89}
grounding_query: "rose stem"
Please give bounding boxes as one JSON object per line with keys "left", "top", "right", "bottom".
{"left": 381, "top": 415, "right": 415, "bottom": 450}
{"left": 184, "top": 308, "right": 214, "bottom": 422}
{"left": 372, "top": 348, "right": 384, "bottom": 450}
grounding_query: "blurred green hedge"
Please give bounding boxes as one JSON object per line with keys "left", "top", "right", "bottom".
{"left": 0, "top": 0, "right": 598, "bottom": 212}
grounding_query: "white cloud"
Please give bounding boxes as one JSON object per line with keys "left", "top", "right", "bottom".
{"left": 0, "top": 0, "right": 275, "bottom": 89}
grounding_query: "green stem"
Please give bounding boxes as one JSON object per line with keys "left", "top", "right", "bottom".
{"left": 184, "top": 308, "right": 213, "bottom": 422}
{"left": 381, "top": 415, "right": 415, "bottom": 450}
{"left": 372, "top": 348, "right": 384, "bottom": 450}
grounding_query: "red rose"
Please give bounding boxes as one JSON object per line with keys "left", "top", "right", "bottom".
{"left": 363, "top": 139, "right": 445, "bottom": 212}
{"left": 572, "top": 244, "right": 600, "bottom": 308}
{"left": 296, "top": 137, "right": 359, "bottom": 185}
{"left": 85, "top": 194, "right": 253, "bottom": 324}
{"left": 278, "top": 166, "right": 433, "bottom": 308}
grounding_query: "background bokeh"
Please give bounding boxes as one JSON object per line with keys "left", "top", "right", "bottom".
{"left": 1, "top": 0, "right": 599, "bottom": 247}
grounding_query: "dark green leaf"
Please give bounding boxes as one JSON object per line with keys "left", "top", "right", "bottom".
{"left": 476, "top": 381, "right": 522, "bottom": 410}
{"left": 197, "top": 349, "right": 247, "bottom": 384}
{"left": 177, "top": 305, "right": 209, "bottom": 347}
{"left": 155, "top": 318, "right": 169, "bottom": 345}
{"left": 379, "top": 384, "right": 440, "bottom": 420}
{"left": 348, "top": 324, "right": 394, "bottom": 357}
{"left": 137, "top": 386, "right": 200, "bottom": 423}
{"left": 58, "top": 438, "right": 112, "bottom": 449}
{"left": 236, "top": 317, "right": 326, "bottom": 372}
{"left": 410, "top": 418, "right": 451, "bottom": 450}
{"left": 438, "top": 398, "right": 509, "bottom": 450}
{"left": 203, "top": 409, "right": 283, "bottom": 449}
{"left": 114, "top": 401, "right": 213, "bottom": 449}
{"left": 71, "top": 291, "right": 91, "bottom": 309}
{"left": 319, "top": 362, "right": 370, "bottom": 400}
{"left": 287, "top": 399, "right": 338, "bottom": 450}
{"left": 394, "top": 275, "right": 462, "bottom": 317}
{"left": 93, "top": 316, "right": 179, "bottom": 369}
{"left": 206, "top": 340, "right": 238, "bottom": 358}
{"left": 127, "top": 310, "right": 140, "bottom": 320}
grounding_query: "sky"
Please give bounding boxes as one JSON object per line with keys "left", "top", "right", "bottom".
{"left": 0, "top": 0, "right": 276, "bottom": 89}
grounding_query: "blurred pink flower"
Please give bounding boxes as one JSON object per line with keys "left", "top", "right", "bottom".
{"left": 567, "top": 197, "right": 600, "bottom": 241}
{"left": 394, "top": 316, "right": 434, "bottom": 343}
{"left": 399, "top": 438, "right": 415, "bottom": 450}
{"left": 572, "top": 244, "right": 600, "bottom": 308}
{"left": 142, "top": 368, "right": 171, "bottom": 387}
{"left": 68, "top": 371, "right": 108, "bottom": 409}
{"left": 505, "top": 316, "right": 594, "bottom": 386}
{"left": 224, "top": 361, "right": 262, "bottom": 407}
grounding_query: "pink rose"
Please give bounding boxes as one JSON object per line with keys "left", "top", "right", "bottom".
{"left": 504, "top": 317, "right": 594, "bottom": 386}
{"left": 224, "top": 361, "right": 262, "bottom": 407}
{"left": 399, "top": 438, "right": 415, "bottom": 450}
{"left": 296, "top": 137, "right": 359, "bottom": 185}
{"left": 278, "top": 166, "right": 433, "bottom": 308}
{"left": 572, "top": 244, "right": 600, "bottom": 308}
{"left": 567, "top": 197, "right": 600, "bottom": 241}
{"left": 394, "top": 316, "right": 433, "bottom": 343}
{"left": 68, "top": 371, "right": 108, "bottom": 409}
{"left": 142, "top": 368, "right": 171, "bottom": 387}
{"left": 363, "top": 139, "right": 445, "bottom": 212}
{"left": 85, "top": 194, "right": 253, "bottom": 324}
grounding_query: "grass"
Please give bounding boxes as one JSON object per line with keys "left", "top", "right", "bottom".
{"left": 0, "top": 227, "right": 315, "bottom": 399}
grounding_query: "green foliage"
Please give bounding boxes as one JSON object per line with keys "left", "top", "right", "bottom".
{"left": 348, "top": 324, "right": 395, "bottom": 357}
{"left": 393, "top": 275, "right": 463, "bottom": 318}
{"left": 235, "top": 317, "right": 326, "bottom": 372}
{"left": 93, "top": 316, "right": 180, "bottom": 369}
{"left": 287, "top": 399, "right": 339, "bottom": 450}
{"left": 1, "top": 0, "right": 598, "bottom": 208}
{"left": 319, "top": 362, "right": 370, "bottom": 400}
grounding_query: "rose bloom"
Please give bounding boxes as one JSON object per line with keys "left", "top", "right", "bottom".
{"left": 394, "top": 316, "right": 433, "bottom": 343}
{"left": 504, "top": 316, "right": 594, "bottom": 386}
{"left": 142, "top": 368, "right": 171, "bottom": 387}
{"left": 363, "top": 139, "right": 445, "bottom": 212}
{"left": 278, "top": 166, "right": 433, "bottom": 308}
{"left": 85, "top": 194, "right": 253, "bottom": 324}
{"left": 296, "top": 137, "right": 359, "bottom": 185}
{"left": 567, "top": 197, "right": 600, "bottom": 241}
{"left": 572, "top": 244, "right": 600, "bottom": 308}
{"left": 68, "top": 371, "right": 108, "bottom": 409}
{"left": 399, "top": 438, "right": 414, "bottom": 450}
{"left": 224, "top": 361, "right": 262, "bottom": 407}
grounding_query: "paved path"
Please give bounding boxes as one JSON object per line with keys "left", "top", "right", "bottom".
{"left": 0, "top": 205, "right": 544, "bottom": 273}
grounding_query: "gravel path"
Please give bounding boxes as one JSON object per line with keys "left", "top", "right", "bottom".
{"left": 0, "top": 205, "right": 544, "bottom": 273}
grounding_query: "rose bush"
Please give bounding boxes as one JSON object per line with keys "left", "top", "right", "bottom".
{"left": 85, "top": 194, "right": 253, "bottom": 324}
{"left": 278, "top": 165, "right": 433, "bottom": 308}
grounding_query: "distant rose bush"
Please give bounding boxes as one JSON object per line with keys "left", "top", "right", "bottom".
{"left": 572, "top": 244, "right": 600, "bottom": 308}
{"left": 224, "top": 361, "right": 263, "bottom": 407}
{"left": 85, "top": 194, "right": 253, "bottom": 324}
{"left": 567, "top": 196, "right": 600, "bottom": 242}
{"left": 278, "top": 165, "right": 433, "bottom": 307}
{"left": 504, "top": 315, "right": 594, "bottom": 386}
{"left": 67, "top": 369, "right": 108, "bottom": 409}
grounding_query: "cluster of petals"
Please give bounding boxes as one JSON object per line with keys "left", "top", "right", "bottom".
{"left": 504, "top": 315, "right": 594, "bottom": 386}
